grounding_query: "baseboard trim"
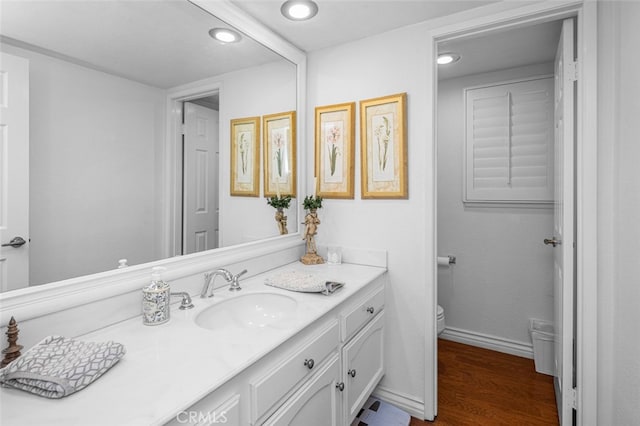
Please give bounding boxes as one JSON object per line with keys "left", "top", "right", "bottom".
{"left": 372, "top": 385, "right": 425, "bottom": 419}
{"left": 440, "top": 326, "right": 534, "bottom": 359}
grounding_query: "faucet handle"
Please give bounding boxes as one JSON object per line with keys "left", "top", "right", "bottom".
{"left": 229, "top": 269, "right": 247, "bottom": 291}
{"left": 171, "top": 292, "right": 194, "bottom": 310}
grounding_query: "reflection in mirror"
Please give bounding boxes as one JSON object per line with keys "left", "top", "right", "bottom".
{"left": 0, "top": 0, "right": 297, "bottom": 292}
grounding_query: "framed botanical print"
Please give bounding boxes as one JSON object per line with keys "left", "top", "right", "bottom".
{"left": 263, "top": 111, "right": 296, "bottom": 197}
{"left": 230, "top": 116, "right": 260, "bottom": 197}
{"left": 315, "top": 102, "right": 355, "bottom": 199}
{"left": 360, "top": 92, "right": 408, "bottom": 199}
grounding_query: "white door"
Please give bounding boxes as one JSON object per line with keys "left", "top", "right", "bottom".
{"left": 183, "top": 102, "right": 219, "bottom": 254}
{"left": 0, "top": 52, "right": 30, "bottom": 292}
{"left": 548, "top": 18, "right": 576, "bottom": 424}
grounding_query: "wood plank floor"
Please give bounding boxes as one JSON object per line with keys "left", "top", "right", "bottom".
{"left": 411, "top": 339, "right": 558, "bottom": 426}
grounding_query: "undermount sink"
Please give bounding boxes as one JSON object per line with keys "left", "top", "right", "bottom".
{"left": 196, "top": 292, "right": 298, "bottom": 330}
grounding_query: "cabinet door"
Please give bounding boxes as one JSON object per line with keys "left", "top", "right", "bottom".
{"left": 264, "top": 354, "right": 341, "bottom": 426}
{"left": 343, "top": 311, "right": 385, "bottom": 422}
{"left": 251, "top": 320, "right": 339, "bottom": 424}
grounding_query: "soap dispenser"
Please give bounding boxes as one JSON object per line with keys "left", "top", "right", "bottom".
{"left": 142, "top": 266, "right": 170, "bottom": 325}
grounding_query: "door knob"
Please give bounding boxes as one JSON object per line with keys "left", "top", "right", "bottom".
{"left": 543, "top": 237, "right": 560, "bottom": 247}
{"left": 1, "top": 236, "right": 26, "bottom": 248}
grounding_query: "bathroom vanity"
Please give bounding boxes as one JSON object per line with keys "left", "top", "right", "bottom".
{"left": 0, "top": 261, "right": 386, "bottom": 425}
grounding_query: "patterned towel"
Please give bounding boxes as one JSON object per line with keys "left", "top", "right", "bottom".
{"left": 264, "top": 270, "right": 327, "bottom": 292}
{"left": 0, "top": 335, "right": 126, "bottom": 399}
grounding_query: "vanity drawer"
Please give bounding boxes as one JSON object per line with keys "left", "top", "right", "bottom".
{"left": 250, "top": 319, "right": 339, "bottom": 424}
{"left": 341, "top": 286, "right": 384, "bottom": 342}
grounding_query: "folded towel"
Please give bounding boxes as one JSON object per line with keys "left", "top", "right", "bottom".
{"left": 0, "top": 335, "right": 126, "bottom": 399}
{"left": 264, "top": 270, "right": 327, "bottom": 293}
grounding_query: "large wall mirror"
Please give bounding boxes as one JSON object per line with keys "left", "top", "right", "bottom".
{"left": 0, "top": 0, "right": 302, "bottom": 293}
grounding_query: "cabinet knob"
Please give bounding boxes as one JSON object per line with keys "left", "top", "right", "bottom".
{"left": 336, "top": 382, "right": 344, "bottom": 391}
{"left": 304, "top": 358, "right": 315, "bottom": 370}
{"left": 366, "top": 306, "right": 375, "bottom": 314}
{"left": 348, "top": 369, "right": 357, "bottom": 378}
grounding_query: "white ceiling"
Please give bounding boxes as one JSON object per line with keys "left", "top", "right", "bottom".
{"left": 231, "top": 0, "right": 562, "bottom": 79}
{"left": 231, "top": 0, "right": 498, "bottom": 52}
{"left": 0, "top": 0, "right": 562, "bottom": 88}
{"left": 0, "top": 0, "right": 286, "bottom": 89}
{"left": 437, "top": 20, "right": 563, "bottom": 80}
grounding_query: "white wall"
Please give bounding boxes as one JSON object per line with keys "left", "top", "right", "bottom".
{"left": 437, "top": 63, "right": 555, "bottom": 348}
{"left": 217, "top": 60, "right": 297, "bottom": 247}
{"left": 597, "top": 1, "right": 640, "bottom": 424}
{"left": 0, "top": 44, "right": 166, "bottom": 286}
{"left": 308, "top": 24, "right": 430, "bottom": 412}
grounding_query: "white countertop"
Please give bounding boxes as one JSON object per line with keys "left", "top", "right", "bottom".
{"left": 0, "top": 262, "right": 385, "bottom": 426}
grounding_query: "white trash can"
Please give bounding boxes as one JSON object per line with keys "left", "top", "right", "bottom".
{"left": 529, "top": 319, "right": 555, "bottom": 376}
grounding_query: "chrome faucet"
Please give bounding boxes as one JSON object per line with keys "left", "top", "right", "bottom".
{"left": 201, "top": 269, "right": 248, "bottom": 298}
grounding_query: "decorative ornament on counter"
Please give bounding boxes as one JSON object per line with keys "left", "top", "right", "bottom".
{"left": 267, "top": 195, "right": 292, "bottom": 235}
{"left": 1, "top": 316, "right": 24, "bottom": 368}
{"left": 301, "top": 195, "right": 324, "bottom": 265}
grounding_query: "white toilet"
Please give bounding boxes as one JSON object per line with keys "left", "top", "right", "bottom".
{"left": 437, "top": 305, "right": 445, "bottom": 335}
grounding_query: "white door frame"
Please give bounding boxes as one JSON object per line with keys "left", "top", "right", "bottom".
{"left": 426, "top": 1, "right": 598, "bottom": 424}
{"left": 163, "top": 82, "right": 223, "bottom": 259}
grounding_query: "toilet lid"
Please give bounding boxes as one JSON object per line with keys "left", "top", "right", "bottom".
{"left": 437, "top": 305, "right": 444, "bottom": 316}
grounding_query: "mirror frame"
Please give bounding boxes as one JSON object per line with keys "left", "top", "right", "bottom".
{"left": 0, "top": 0, "right": 307, "bottom": 322}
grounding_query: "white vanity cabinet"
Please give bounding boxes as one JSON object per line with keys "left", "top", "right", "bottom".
{"left": 166, "top": 272, "right": 386, "bottom": 426}
{"left": 1, "top": 259, "right": 388, "bottom": 426}
{"left": 261, "top": 283, "right": 386, "bottom": 425}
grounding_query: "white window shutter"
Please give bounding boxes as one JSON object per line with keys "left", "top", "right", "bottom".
{"left": 464, "top": 77, "right": 554, "bottom": 203}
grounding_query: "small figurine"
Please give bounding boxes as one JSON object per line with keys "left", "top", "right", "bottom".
{"left": 275, "top": 209, "right": 288, "bottom": 235}
{"left": 1, "top": 316, "right": 24, "bottom": 368}
{"left": 301, "top": 195, "right": 325, "bottom": 265}
{"left": 267, "top": 195, "right": 292, "bottom": 235}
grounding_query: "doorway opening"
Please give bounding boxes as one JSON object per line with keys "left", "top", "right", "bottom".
{"left": 165, "top": 83, "right": 222, "bottom": 259}
{"left": 434, "top": 16, "right": 576, "bottom": 424}
{"left": 181, "top": 94, "right": 220, "bottom": 255}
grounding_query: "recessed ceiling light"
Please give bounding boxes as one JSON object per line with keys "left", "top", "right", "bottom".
{"left": 437, "top": 53, "right": 461, "bottom": 65}
{"left": 281, "top": 0, "right": 319, "bottom": 21}
{"left": 208, "top": 28, "right": 241, "bottom": 44}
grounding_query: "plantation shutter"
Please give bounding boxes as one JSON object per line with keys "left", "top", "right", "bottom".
{"left": 464, "top": 77, "right": 554, "bottom": 203}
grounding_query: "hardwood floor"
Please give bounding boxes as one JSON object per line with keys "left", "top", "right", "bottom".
{"left": 411, "top": 339, "right": 558, "bottom": 426}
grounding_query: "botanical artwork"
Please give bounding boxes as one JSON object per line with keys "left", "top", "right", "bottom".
{"left": 360, "top": 93, "right": 407, "bottom": 199}
{"left": 263, "top": 111, "right": 296, "bottom": 197}
{"left": 270, "top": 127, "right": 289, "bottom": 184}
{"left": 230, "top": 117, "right": 260, "bottom": 197}
{"left": 371, "top": 112, "right": 395, "bottom": 182}
{"left": 236, "top": 130, "right": 252, "bottom": 184}
{"left": 323, "top": 120, "right": 344, "bottom": 182}
{"left": 315, "top": 102, "right": 355, "bottom": 199}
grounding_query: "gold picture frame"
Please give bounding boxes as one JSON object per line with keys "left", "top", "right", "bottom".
{"left": 315, "top": 102, "right": 355, "bottom": 199}
{"left": 360, "top": 93, "right": 408, "bottom": 199}
{"left": 230, "top": 116, "right": 260, "bottom": 197}
{"left": 263, "top": 111, "right": 296, "bottom": 197}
